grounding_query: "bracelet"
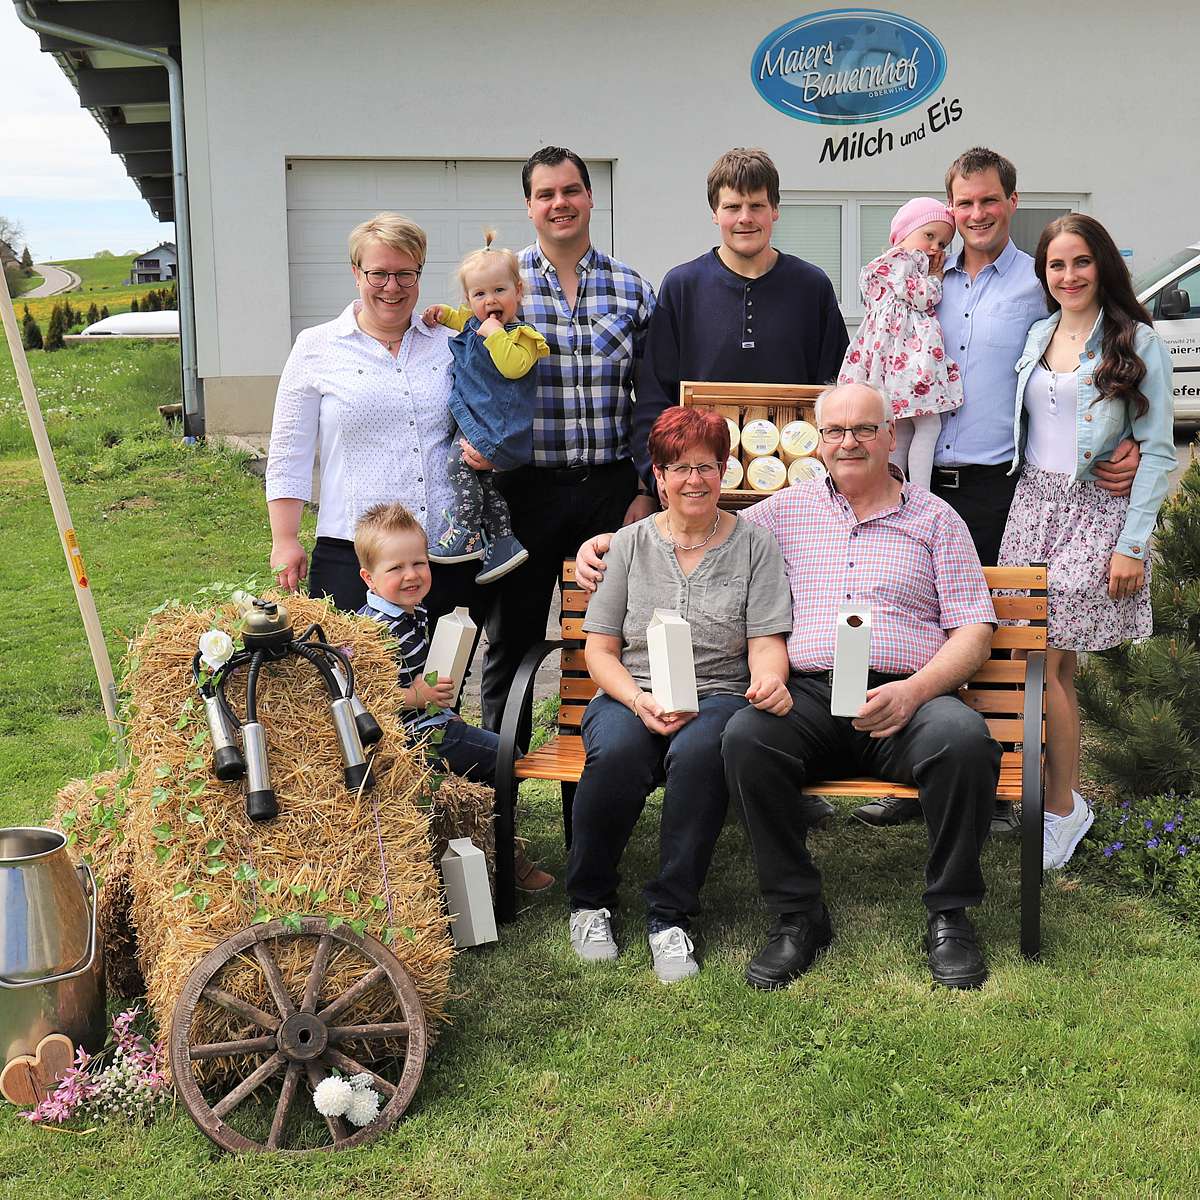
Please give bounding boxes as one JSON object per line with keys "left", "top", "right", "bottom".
{"left": 630, "top": 690, "right": 645, "bottom": 715}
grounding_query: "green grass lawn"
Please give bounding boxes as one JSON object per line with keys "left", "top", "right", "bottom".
{"left": 2, "top": 343, "right": 1200, "bottom": 1197}
{"left": 48, "top": 254, "right": 140, "bottom": 289}
{"left": 9, "top": 272, "right": 43, "bottom": 297}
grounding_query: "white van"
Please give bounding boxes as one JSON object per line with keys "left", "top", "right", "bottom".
{"left": 1135, "top": 242, "right": 1200, "bottom": 422}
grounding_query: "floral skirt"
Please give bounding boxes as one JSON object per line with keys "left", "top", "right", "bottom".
{"left": 998, "top": 466, "right": 1151, "bottom": 652}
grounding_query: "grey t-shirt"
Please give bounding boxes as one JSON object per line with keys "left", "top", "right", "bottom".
{"left": 582, "top": 514, "right": 792, "bottom": 698}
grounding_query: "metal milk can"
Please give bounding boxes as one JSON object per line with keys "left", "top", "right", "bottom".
{"left": 0, "top": 827, "right": 105, "bottom": 1064}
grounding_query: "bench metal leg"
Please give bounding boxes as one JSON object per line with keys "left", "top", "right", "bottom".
{"left": 561, "top": 781, "right": 576, "bottom": 850}
{"left": 1020, "top": 649, "right": 1047, "bottom": 959}
{"left": 494, "top": 639, "right": 564, "bottom": 925}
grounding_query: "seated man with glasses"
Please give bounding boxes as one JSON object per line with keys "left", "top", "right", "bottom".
{"left": 576, "top": 383, "right": 1001, "bottom": 991}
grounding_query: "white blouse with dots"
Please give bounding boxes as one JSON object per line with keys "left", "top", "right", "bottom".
{"left": 265, "top": 301, "right": 458, "bottom": 542}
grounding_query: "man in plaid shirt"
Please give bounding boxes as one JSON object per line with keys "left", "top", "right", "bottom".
{"left": 477, "top": 147, "right": 657, "bottom": 740}
{"left": 723, "top": 382, "right": 1001, "bottom": 991}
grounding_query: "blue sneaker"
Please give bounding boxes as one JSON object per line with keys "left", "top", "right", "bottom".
{"left": 475, "top": 533, "right": 529, "bottom": 583}
{"left": 428, "top": 522, "right": 485, "bottom": 564}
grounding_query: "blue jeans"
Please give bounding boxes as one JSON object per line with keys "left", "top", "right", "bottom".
{"left": 420, "top": 717, "right": 499, "bottom": 786}
{"left": 565, "top": 691, "right": 748, "bottom": 930}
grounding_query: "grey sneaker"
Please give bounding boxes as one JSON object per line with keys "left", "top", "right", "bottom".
{"left": 648, "top": 925, "right": 699, "bottom": 984}
{"left": 1043, "top": 791, "right": 1095, "bottom": 870}
{"left": 569, "top": 908, "right": 617, "bottom": 962}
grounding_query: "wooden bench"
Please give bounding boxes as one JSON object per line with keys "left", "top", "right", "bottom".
{"left": 493, "top": 561, "right": 1048, "bottom": 958}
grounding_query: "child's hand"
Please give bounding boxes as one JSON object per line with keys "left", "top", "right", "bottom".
{"left": 476, "top": 315, "right": 504, "bottom": 338}
{"left": 421, "top": 304, "right": 446, "bottom": 328}
{"left": 927, "top": 248, "right": 945, "bottom": 278}
{"left": 409, "top": 675, "right": 456, "bottom": 709}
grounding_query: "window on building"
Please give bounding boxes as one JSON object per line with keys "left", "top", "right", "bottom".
{"left": 777, "top": 192, "right": 1083, "bottom": 320}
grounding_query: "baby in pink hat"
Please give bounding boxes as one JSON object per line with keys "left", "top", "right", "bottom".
{"left": 837, "top": 197, "right": 964, "bottom": 489}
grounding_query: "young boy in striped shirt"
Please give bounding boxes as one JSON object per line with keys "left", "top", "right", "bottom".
{"left": 354, "top": 502, "right": 553, "bottom": 891}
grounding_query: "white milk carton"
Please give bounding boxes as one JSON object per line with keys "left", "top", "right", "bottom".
{"left": 831, "top": 605, "right": 872, "bottom": 717}
{"left": 647, "top": 609, "right": 699, "bottom": 715}
{"left": 440, "top": 838, "right": 498, "bottom": 947}
{"left": 424, "top": 606, "right": 477, "bottom": 708}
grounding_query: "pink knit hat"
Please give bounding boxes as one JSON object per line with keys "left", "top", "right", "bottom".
{"left": 890, "top": 197, "right": 955, "bottom": 246}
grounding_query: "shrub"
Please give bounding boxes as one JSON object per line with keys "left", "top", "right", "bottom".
{"left": 22, "top": 317, "right": 43, "bottom": 351}
{"left": 44, "top": 304, "right": 65, "bottom": 351}
{"left": 87, "top": 303, "right": 100, "bottom": 326}
{"left": 1083, "top": 791, "right": 1200, "bottom": 918}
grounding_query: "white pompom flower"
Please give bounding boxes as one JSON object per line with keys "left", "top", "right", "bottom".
{"left": 197, "top": 629, "right": 234, "bottom": 671}
{"left": 349, "top": 1073, "right": 374, "bottom": 1090}
{"left": 312, "top": 1074, "right": 353, "bottom": 1117}
{"left": 345, "top": 1085, "right": 381, "bottom": 1128}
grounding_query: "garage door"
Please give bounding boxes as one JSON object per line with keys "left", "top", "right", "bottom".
{"left": 285, "top": 158, "right": 614, "bottom": 340}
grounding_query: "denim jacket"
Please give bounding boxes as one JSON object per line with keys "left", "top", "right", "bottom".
{"left": 1007, "top": 310, "right": 1176, "bottom": 560}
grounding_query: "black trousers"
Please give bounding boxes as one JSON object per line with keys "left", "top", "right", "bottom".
{"left": 481, "top": 460, "right": 638, "bottom": 742}
{"left": 308, "top": 536, "right": 493, "bottom": 629}
{"left": 929, "top": 466, "right": 1019, "bottom": 568}
{"left": 722, "top": 676, "right": 1000, "bottom": 917}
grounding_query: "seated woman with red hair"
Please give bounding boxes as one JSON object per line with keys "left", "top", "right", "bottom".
{"left": 567, "top": 406, "right": 794, "bottom": 983}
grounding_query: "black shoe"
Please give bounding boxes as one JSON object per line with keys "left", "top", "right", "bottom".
{"left": 924, "top": 908, "right": 987, "bottom": 990}
{"left": 990, "top": 800, "right": 1020, "bottom": 838}
{"left": 745, "top": 907, "right": 834, "bottom": 990}
{"left": 851, "top": 795, "right": 921, "bottom": 827}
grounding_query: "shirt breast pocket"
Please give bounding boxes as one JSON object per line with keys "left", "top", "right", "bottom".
{"left": 700, "top": 577, "right": 747, "bottom": 622}
{"left": 590, "top": 311, "right": 635, "bottom": 362}
{"left": 984, "top": 301, "right": 1037, "bottom": 350}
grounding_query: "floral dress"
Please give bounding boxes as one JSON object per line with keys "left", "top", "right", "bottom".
{"left": 837, "top": 247, "right": 963, "bottom": 419}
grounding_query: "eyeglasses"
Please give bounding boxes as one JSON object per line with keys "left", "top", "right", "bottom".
{"left": 662, "top": 462, "right": 721, "bottom": 479}
{"left": 359, "top": 267, "right": 422, "bottom": 289}
{"left": 818, "top": 423, "right": 888, "bottom": 444}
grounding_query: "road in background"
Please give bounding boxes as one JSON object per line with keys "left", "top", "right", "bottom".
{"left": 24, "top": 263, "right": 81, "bottom": 297}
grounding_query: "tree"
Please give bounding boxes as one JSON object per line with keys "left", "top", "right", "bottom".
{"left": 94, "top": 249, "right": 115, "bottom": 259}
{"left": 87, "top": 303, "right": 100, "bottom": 326}
{"left": 1078, "top": 458, "right": 1200, "bottom": 798}
{"left": 22, "top": 317, "right": 43, "bottom": 351}
{"left": 20, "top": 246, "right": 33, "bottom": 274}
{"left": 44, "top": 304, "right": 65, "bottom": 351}
{"left": 144, "top": 289, "right": 162, "bottom": 312}
{"left": 3, "top": 261, "right": 22, "bottom": 293}
{"left": 129, "top": 297, "right": 139, "bottom": 313}
{"left": 100, "top": 305, "right": 110, "bottom": 320}
{"left": 164, "top": 286, "right": 177, "bottom": 311}
{"left": 0, "top": 215, "right": 23, "bottom": 264}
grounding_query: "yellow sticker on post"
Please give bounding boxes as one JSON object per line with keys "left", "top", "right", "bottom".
{"left": 63, "top": 527, "right": 89, "bottom": 588}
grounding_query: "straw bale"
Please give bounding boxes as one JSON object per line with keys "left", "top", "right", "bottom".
{"left": 426, "top": 775, "right": 496, "bottom": 892}
{"left": 121, "top": 593, "right": 454, "bottom": 1054}
{"left": 52, "top": 770, "right": 144, "bottom": 1000}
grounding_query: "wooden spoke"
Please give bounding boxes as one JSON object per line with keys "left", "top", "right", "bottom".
{"left": 327, "top": 1022, "right": 409, "bottom": 1043}
{"left": 188, "top": 1035, "right": 276, "bottom": 1061}
{"left": 315, "top": 964, "right": 386, "bottom": 1025}
{"left": 323, "top": 1048, "right": 397, "bottom": 1098}
{"left": 305, "top": 1063, "right": 349, "bottom": 1144}
{"left": 267, "top": 1061, "right": 302, "bottom": 1151}
{"left": 301, "top": 934, "right": 333, "bottom": 1014}
{"left": 211, "top": 1052, "right": 285, "bottom": 1119}
{"left": 200, "top": 985, "right": 278, "bottom": 1032}
{"left": 252, "top": 941, "right": 297, "bottom": 1019}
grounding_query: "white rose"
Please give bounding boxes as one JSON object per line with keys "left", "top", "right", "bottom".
{"left": 197, "top": 629, "right": 234, "bottom": 671}
{"left": 312, "top": 1074, "right": 353, "bottom": 1117}
{"left": 345, "top": 1085, "right": 381, "bottom": 1127}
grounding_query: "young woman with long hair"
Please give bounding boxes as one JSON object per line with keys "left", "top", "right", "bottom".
{"left": 998, "top": 213, "right": 1176, "bottom": 869}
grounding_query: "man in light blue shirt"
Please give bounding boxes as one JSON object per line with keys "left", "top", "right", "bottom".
{"left": 930, "top": 147, "right": 1137, "bottom": 566}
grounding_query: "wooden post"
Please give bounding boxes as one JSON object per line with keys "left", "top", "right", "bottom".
{"left": 0, "top": 269, "right": 126, "bottom": 762}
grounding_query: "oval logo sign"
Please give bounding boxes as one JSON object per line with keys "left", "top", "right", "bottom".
{"left": 752, "top": 8, "right": 948, "bottom": 125}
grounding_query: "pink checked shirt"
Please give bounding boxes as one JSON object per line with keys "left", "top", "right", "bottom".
{"left": 742, "top": 470, "right": 995, "bottom": 675}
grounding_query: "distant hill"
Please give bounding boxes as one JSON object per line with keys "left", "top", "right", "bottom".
{"left": 46, "top": 255, "right": 137, "bottom": 289}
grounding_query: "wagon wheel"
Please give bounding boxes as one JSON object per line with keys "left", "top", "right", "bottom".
{"left": 170, "top": 917, "right": 427, "bottom": 1154}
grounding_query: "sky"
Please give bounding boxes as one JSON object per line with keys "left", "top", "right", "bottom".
{"left": 0, "top": 3, "right": 170, "bottom": 262}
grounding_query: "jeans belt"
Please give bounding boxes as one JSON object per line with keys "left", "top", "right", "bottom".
{"left": 536, "top": 461, "right": 628, "bottom": 485}
{"left": 798, "top": 669, "right": 910, "bottom": 687}
{"left": 931, "top": 463, "right": 1011, "bottom": 490}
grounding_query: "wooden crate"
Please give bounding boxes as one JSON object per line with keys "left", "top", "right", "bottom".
{"left": 679, "top": 380, "right": 825, "bottom": 509}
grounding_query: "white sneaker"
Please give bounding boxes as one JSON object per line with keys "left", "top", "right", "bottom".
{"left": 1042, "top": 791, "right": 1095, "bottom": 870}
{"left": 570, "top": 908, "right": 617, "bottom": 962}
{"left": 648, "top": 925, "right": 699, "bottom": 984}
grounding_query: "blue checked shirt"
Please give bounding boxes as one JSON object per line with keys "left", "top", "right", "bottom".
{"left": 519, "top": 244, "right": 655, "bottom": 468}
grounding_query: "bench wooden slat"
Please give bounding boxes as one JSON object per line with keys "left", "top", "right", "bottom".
{"left": 982, "top": 566, "right": 1048, "bottom": 589}
{"left": 960, "top": 689, "right": 1034, "bottom": 714}
{"left": 562, "top": 648, "right": 587, "bottom": 671}
{"left": 968, "top": 660, "right": 1031, "bottom": 684}
{"left": 561, "top": 590, "right": 589, "bottom": 613}
{"left": 991, "top": 596, "right": 1048, "bottom": 620}
{"left": 560, "top": 677, "right": 598, "bottom": 701}
{"left": 559, "top": 704, "right": 587, "bottom": 727}
{"left": 990, "top": 626, "right": 1047, "bottom": 650}
{"left": 562, "top": 617, "right": 586, "bottom": 641}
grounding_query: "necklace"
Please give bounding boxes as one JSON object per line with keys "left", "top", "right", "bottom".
{"left": 666, "top": 513, "right": 720, "bottom": 552}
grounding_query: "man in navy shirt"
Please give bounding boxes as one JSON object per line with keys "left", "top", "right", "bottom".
{"left": 631, "top": 148, "right": 848, "bottom": 491}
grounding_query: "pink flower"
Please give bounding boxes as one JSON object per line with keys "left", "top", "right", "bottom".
{"left": 848, "top": 349, "right": 861, "bottom": 364}
{"left": 931, "top": 346, "right": 944, "bottom": 361}
{"left": 913, "top": 381, "right": 930, "bottom": 396}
